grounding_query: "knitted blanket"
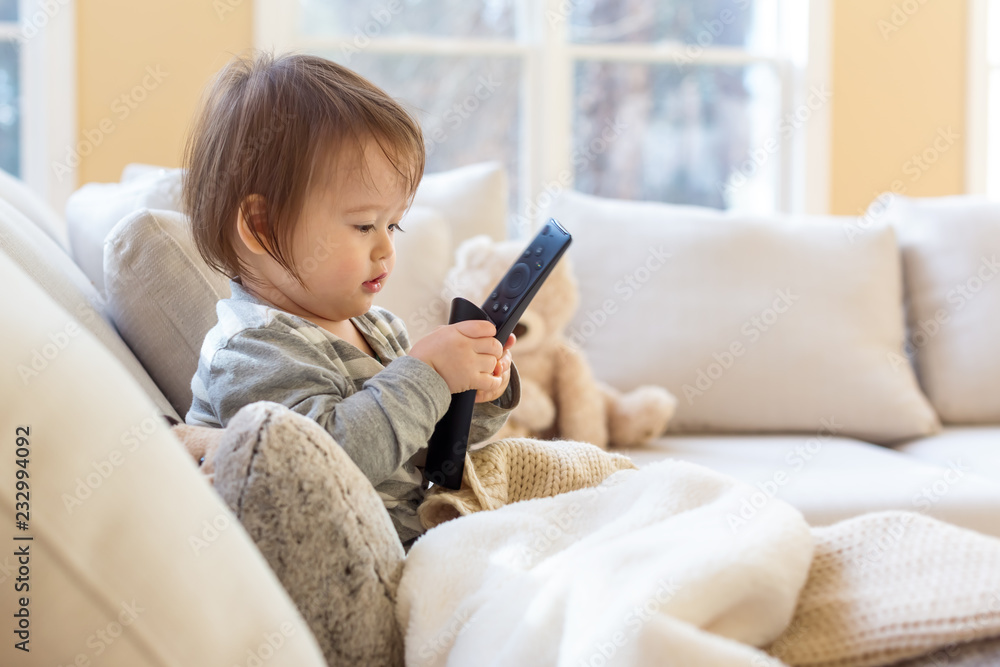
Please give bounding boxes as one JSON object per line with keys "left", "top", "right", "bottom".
{"left": 405, "top": 450, "right": 1000, "bottom": 667}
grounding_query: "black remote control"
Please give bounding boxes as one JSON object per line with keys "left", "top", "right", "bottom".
{"left": 424, "top": 218, "right": 572, "bottom": 489}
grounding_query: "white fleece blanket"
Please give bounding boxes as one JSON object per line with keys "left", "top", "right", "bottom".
{"left": 398, "top": 460, "right": 815, "bottom": 667}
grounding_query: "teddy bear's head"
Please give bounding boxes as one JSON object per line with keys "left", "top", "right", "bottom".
{"left": 445, "top": 235, "right": 580, "bottom": 354}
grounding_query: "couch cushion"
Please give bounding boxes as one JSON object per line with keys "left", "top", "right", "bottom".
{"left": 621, "top": 433, "right": 1000, "bottom": 539}
{"left": 0, "top": 253, "right": 328, "bottom": 666}
{"left": 875, "top": 194, "right": 1000, "bottom": 424}
{"left": 548, "top": 189, "right": 940, "bottom": 445}
{"left": 0, "top": 197, "right": 177, "bottom": 419}
{"left": 410, "top": 160, "right": 508, "bottom": 245}
{"left": 894, "top": 427, "right": 1000, "bottom": 485}
{"left": 0, "top": 167, "right": 70, "bottom": 251}
{"left": 65, "top": 166, "right": 183, "bottom": 294}
{"left": 104, "top": 209, "right": 231, "bottom": 418}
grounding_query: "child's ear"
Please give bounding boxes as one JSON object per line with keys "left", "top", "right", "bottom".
{"left": 236, "top": 194, "right": 270, "bottom": 255}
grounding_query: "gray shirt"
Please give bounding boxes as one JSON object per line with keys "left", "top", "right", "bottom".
{"left": 186, "top": 278, "right": 520, "bottom": 545}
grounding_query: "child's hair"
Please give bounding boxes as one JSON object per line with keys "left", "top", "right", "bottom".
{"left": 183, "top": 51, "right": 425, "bottom": 286}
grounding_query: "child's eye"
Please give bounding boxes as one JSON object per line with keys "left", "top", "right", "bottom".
{"left": 355, "top": 224, "right": 375, "bottom": 234}
{"left": 389, "top": 222, "right": 405, "bottom": 233}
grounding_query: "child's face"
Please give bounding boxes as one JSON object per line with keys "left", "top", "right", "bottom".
{"left": 245, "top": 138, "right": 411, "bottom": 325}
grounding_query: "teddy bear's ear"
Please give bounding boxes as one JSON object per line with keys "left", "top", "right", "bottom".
{"left": 452, "top": 235, "right": 496, "bottom": 271}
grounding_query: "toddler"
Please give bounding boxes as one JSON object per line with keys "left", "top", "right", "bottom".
{"left": 183, "top": 52, "right": 519, "bottom": 548}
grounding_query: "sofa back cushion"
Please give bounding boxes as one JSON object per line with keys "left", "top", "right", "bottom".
{"left": 0, "top": 252, "right": 328, "bottom": 667}
{"left": 0, "top": 196, "right": 177, "bottom": 419}
{"left": 548, "top": 189, "right": 940, "bottom": 445}
{"left": 877, "top": 194, "right": 1000, "bottom": 424}
{"left": 0, "top": 167, "right": 71, "bottom": 251}
{"left": 65, "top": 166, "right": 184, "bottom": 294}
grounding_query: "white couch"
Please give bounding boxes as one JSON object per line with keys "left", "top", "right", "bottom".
{"left": 1, "top": 161, "right": 999, "bottom": 665}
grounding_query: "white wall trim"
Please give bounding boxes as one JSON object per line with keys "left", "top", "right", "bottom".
{"left": 967, "top": 0, "right": 988, "bottom": 194}
{"left": 802, "top": 0, "right": 831, "bottom": 214}
{"left": 17, "top": 0, "right": 76, "bottom": 213}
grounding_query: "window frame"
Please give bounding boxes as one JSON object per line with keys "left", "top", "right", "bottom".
{"left": 967, "top": 0, "right": 988, "bottom": 195}
{"left": 255, "top": 0, "right": 830, "bottom": 219}
{"left": 0, "top": 0, "right": 76, "bottom": 211}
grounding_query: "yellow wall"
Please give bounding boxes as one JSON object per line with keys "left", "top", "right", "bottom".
{"left": 76, "top": 0, "right": 253, "bottom": 184}
{"left": 76, "top": 1, "right": 970, "bottom": 213}
{"left": 830, "top": 0, "right": 967, "bottom": 215}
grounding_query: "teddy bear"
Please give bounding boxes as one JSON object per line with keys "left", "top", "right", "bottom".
{"left": 445, "top": 235, "right": 677, "bottom": 450}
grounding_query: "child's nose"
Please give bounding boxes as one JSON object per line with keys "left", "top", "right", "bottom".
{"left": 373, "top": 229, "right": 393, "bottom": 259}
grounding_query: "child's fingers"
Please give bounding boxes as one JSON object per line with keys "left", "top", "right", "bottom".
{"left": 504, "top": 333, "right": 516, "bottom": 350}
{"left": 453, "top": 320, "right": 497, "bottom": 339}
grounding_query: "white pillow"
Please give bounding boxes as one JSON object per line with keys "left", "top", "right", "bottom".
{"left": 0, "top": 167, "right": 71, "bottom": 251}
{"left": 104, "top": 209, "right": 231, "bottom": 418}
{"left": 0, "top": 253, "right": 328, "bottom": 666}
{"left": 547, "top": 190, "right": 940, "bottom": 445}
{"left": 412, "top": 160, "right": 509, "bottom": 244}
{"left": 876, "top": 194, "right": 1000, "bottom": 423}
{"left": 0, "top": 197, "right": 177, "bottom": 419}
{"left": 65, "top": 166, "right": 183, "bottom": 293}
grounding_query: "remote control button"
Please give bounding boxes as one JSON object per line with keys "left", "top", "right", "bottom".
{"left": 534, "top": 246, "right": 543, "bottom": 256}
{"left": 535, "top": 260, "right": 544, "bottom": 270}
{"left": 490, "top": 291, "right": 498, "bottom": 300}
{"left": 523, "top": 249, "right": 531, "bottom": 257}
{"left": 501, "top": 263, "right": 531, "bottom": 298}
{"left": 491, "top": 303, "right": 499, "bottom": 312}
{"left": 501, "top": 304, "right": 510, "bottom": 313}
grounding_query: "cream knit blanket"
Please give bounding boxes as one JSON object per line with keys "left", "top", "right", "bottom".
{"left": 418, "top": 437, "right": 637, "bottom": 529}
{"left": 408, "top": 445, "right": 1000, "bottom": 667}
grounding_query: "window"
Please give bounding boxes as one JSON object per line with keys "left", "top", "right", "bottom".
{"left": 256, "top": 0, "right": 829, "bottom": 230}
{"left": 0, "top": 0, "right": 76, "bottom": 211}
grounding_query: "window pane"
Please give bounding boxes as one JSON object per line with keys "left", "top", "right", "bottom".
{"left": 569, "top": 0, "right": 760, "bottom": 46}
{"left": 300, "top": 0, "right": 517, "bottom": 39}
{"left": 317, "top": 51, "right": 521, "bottom": 212}
{"left": 0, "top": 0, "right": 16, "bottom": 22}
{"left": 0, "top": 41, "right": 19, "bottom": 178}
{"left": 573, "top": 61, "right": 781, "bottom": 211}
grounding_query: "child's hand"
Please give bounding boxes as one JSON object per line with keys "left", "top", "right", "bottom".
{"left": 409, "top": 322, "right": 514, "bottom": 401}
{"left": 475, "top": 332, "right": 514, "bottom": 403}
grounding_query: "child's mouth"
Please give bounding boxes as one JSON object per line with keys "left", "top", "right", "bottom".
{"left": 363, "top": 272, "right": 388, "bottom": 293}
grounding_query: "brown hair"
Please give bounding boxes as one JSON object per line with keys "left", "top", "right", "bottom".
{"left": 183, "top": 51, "right": 425, "bottom": 287}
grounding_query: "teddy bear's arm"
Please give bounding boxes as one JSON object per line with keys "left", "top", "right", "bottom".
{"left": 553, "top": 343, "right": 610, "bottom": 449}
{"left": 510, "top": 378, "right": 556, "bottom": 432}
